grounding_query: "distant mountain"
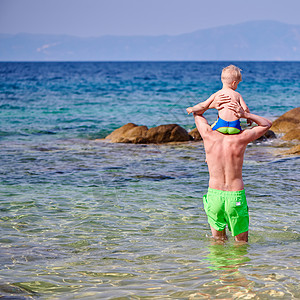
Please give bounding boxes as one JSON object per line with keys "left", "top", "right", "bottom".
{"left": 1, "top": 21, "right": 300, "bottom": 61}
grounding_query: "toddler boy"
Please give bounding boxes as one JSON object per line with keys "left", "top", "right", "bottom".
{"left": 186, "top": 65, "right": 250, "bottom": 134}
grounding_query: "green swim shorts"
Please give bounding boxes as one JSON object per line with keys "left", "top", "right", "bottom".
{"left": 203, "top": 188, "right": 249, "bottom": 236}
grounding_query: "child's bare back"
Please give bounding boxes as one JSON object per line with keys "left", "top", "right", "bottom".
{"left": 212, "top": 88, "right": 243, "bottom": 121}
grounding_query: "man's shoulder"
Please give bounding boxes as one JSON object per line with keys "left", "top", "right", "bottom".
{"left": 228, "top": 129, "right": 255, "bottom": 144}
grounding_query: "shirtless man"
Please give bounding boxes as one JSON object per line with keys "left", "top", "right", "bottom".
{"left": 194, "top": 100, "right": 272, "bottom": 242}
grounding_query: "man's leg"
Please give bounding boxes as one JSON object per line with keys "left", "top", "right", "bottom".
{"left": 234, "top": 231, "right": 248, "bottom": 243}
{"left": 210, "top": 225, "right": 227, "bottom": 240}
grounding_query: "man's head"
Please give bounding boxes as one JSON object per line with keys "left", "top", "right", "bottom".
{"left": 221, "top": 65, "right": 242, "bottom": 89}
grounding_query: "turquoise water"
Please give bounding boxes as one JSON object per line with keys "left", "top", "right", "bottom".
{"left": 0, "top": 62, "right": 300, "bottom": 299}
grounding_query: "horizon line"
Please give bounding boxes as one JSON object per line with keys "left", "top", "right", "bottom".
{"left": 1, "top": 20, "right": 300, "bottom": 39}
{"left": 1, "top": 60, "right": 300, "bottom": 63}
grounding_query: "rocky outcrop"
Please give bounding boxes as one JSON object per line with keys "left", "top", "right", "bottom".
{"left": 105, "top": 123, "right": 137, "bottom": 142}
{"left": 189, "top": 128, "right": 202, "bottom": 141}
{"left": 146, "top": 124, "right": 190, "bottom": 143}
{"left": 271, "top": 107, "right": 300, "bottom": 141}
{"left": 284, "top": 144, "right": 300, "bottom": 155}
{"left": 255, "top": 130, "right": 276, "bottom": 142}
{"left": 105, "top": 123, "right": 148, "bottom": 143}
{"left": 105, "top": 123, "right": 279, "bottom": 144}
{"left": 105, "top": 108, "right": 300, "bottom": 145}
{"left": 105, "top": 123, "right": 190, "bottom": 144}
{"left": 270, "top": 107, "right": 300, "bottom": 155}
{"left": 282, "top": 129, "right": 300, "bottom": 141}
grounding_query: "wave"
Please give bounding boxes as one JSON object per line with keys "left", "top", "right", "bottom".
{"left": 0, "top": 104, "right": 25, "bottom": 110}
{"left": 267, "top": 156, "right": 300, "bottom": 164}
{"left": 0, "top": 129, "right": 56, "bottom": 137}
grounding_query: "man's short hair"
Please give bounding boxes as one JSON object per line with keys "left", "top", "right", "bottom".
{"left": 221, "top": 65, "right": 242, "bottom": 84}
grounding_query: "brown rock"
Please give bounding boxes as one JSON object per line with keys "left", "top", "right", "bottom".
{"left": 118, "top": 125, "right": 149, "bottom": 144}
{"left": 146, "top": 124, "right": 190, "bottom": 143}
{"left": 282, "top": 128, "right": 300, "bottom": 141}
{"left": 105, "top": 123, "right": 137, "bottom": 142}
{"left": 105, "top": 123, "right": 148, "bottom": 143}
{"left": 283, "top": 144, "right": 300, "bottom": 155}
{"left": 271, "top": 107, "right": 300, "bottom": 133}
{"left": 255, "top": 130, "right": 276, "bottom": 142}
{"left": 189, "top": 128, "right": 202, "bottom": 141}
{"left": 264, "top": 130, "right": 277, "bottom": 139}
{"left": 105, "top": 123, "right": 190, "bottom": 144}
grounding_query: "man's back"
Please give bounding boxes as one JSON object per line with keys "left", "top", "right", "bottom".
{"left": 194, "top": 102, "right": 272, "bottom": 192}
{"left": 203, "top": 131, "right": 248, "bottom": 191}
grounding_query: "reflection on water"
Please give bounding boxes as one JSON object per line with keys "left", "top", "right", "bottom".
{"left": 206, "top": 241, "right": 250, "bottom": 271}
{"left": 0, "top": 139, "right": 299, "bottom": 299}
{"left": 201, "top": 241, "right": 254, "bottom": 299}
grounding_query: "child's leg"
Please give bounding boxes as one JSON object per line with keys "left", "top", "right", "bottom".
{"left": 227, "top": 127, "right": 241, "bottom": 134}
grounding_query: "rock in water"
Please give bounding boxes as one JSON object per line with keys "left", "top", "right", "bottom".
{"left": 271, "top": 107, "right": 300, "bottom": 142}
{"left": 271, "top": 107, "right": 300, "bottom": 133}
{"left": 105, "top": 123, "right": 190, "bottom": 144}
{"left": 119, "top": 125, "right": 149, "bottom": 144}
{"left": 264, "top": 130, "right": 277, "bottom": 139}
{"left": 189, "top": 128, "right": 202, "bottom": 141}
{"left": 105, "top": 123, "right": 148, "bottom": 143}
{"left": 255, "top": 129, "right": 276, "bottom": 142}
{"left": 146, "top": 124, "right": 190, "bottom": 143}
{"left": 282, "top": 128, "right": 300, "bottom": 141}
{"left": 105, "top": 123, "right": 137, "bottom": 142}
{"left": 284, "top": 144, "right": 300, "bottom": 155}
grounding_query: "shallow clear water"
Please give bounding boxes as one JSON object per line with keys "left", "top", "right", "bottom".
{"left": 0, "top": 62, "right": 300, "bottom": 299}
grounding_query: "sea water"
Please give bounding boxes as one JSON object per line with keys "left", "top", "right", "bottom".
{"left": 0, "top": 62, "right": 299, "bottom": 299}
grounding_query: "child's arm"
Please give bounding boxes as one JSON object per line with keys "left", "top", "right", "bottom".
{"left": 186, "top": 93, "right": 216, "bottom": 115}
{"left": 239, "top": 95, "right": 252, "bottom": 125}
{"left": 239, "top": 95, "right": 250, "bottom": 113}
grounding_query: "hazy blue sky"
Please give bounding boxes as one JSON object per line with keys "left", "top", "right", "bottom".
{"left": 1, "top": 0, "right": 300, "bottom": 37}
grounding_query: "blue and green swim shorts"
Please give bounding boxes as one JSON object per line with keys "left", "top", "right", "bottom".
{"left": 203, "top": 188, "right": 249, "bottom": 236}
{"left": 211, "top": 117, "right": 242, "bottom": 134}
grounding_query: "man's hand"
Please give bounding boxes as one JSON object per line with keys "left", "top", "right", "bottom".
{"left": 214, "top": 94, "right": 231, "bottom": 110}
{"left": 228, "top": 101, "right": 248, "bottom": 119}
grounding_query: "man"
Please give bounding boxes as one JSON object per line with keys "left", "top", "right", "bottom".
{"left": 194, "top": 100, "right": 272, "bottom": 242}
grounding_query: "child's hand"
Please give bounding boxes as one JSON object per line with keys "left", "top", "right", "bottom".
{"left": 186, "top": 107, "right": 194, "bottom": 115}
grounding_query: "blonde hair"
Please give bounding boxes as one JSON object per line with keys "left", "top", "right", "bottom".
{"left": 221, "top": 65, "right": 242, "bottom": 84}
